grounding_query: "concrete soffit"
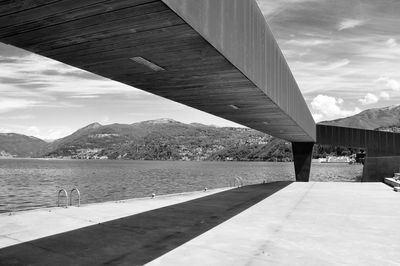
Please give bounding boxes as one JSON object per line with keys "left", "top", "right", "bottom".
{"left": 161, "top": 0, "right": 316, "bottom": 141}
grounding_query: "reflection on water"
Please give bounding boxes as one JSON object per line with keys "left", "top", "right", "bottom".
{"left": 0, "top": 159, "right": 363, "bottom": 213}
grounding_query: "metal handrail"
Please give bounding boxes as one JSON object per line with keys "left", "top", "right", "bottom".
{"left": 57, "top": 189, "right": 69, "bottom": 208}
{"left": 230, "top": 177, "right": 244, "bottom": 188}
{"left": 69, "top": 188, "right": 81, "bottom": 207}
{"left": 237, "top": 176, "right": 244, "bottom": 187}
{"left": 233, "top": 177, "right": 240, "bottom": 187}
{"left": 231, "top": 177, "right": 239, "bottom": 188}
{"left": 233, "top": 177, "right": 238, "bottom": 187}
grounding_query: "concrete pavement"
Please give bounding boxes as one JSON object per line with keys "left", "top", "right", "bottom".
{"left": 148, "top": 182, "right": 400, "bottom": 266}
{"left": 0, "top": 187, "right": 231, "bottom": 249}
{"left": 1, "top": 182, "right": 398, "bottom": 265}
{"left": 0, "top": 182, "right": 291, "bottom": 265}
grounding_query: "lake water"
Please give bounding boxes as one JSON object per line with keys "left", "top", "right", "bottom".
{"left": 0, "top": 159, "right": 363, "bottom": 213}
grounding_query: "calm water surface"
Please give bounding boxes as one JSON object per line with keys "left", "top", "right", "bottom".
{"left": 0, "top": 159, "right": 363, "bottom": 213}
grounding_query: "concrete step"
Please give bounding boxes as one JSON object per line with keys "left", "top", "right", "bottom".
{"left": 384, "top": 177, "right": 400, "bottom": 191}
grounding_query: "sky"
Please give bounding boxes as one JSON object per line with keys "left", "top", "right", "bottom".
{"left": 257, "top": 0, "right": 400, "bottom": 122}
{"left": 1, "top": 0, "right": 400, "bottom": 139}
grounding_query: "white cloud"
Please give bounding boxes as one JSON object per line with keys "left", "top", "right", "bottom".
{"left": 324, "top": 59, "right": 350, "bottom": 70}
{"left": 312, "top": 113, "right": 323, "bottom": 122}
{"left": 286, "top": 39, "right": 331, "bottom": 46}
{"left": 68, "top": 95, "right": 100, "bottom": 99}
{"left": 42, "top": 128, "right": 74, "bottom": 140}
{"left": 0, "top": 52, "right": 144, "bottom": 98}
{"left": 337, "top": 19, "right": 365, "bottom": 31}
{"left": 282, "top": 48, "right": 311, "bottom": 58}
{"left": 0, "top": 127, "right": 11, "bottom": 133}
{"left": 386, "top": 38, "right": 398, "bottom": 48}
{"left": 27, "top": 126, "right": 40, "bottom": 135}
{"left": 311, "top": 94, "right": 361, "bottom": 120}
{"left": 0, "top": 98, "right": 38, "bottom": 113}
{"left": 26, "top": 126, "right": 74, "bottom": 139}
{"left": 376, "top": 76, "right": 400, "bottom": 91}
{"left": 101, "top": 115, "right": 110, "bottom": 124}
{"left": 359, "top": 93, "right": 379, "bottom": 105}
{"left": 256, "top": 0, "right": 320, "bottom": 17}
{"left": 0, "top": 114, "right": 35, "bottom": 120}
{"left": 387, "top": 80, "right": 400, "bottom": 91}
{"left": 379, "top": 91, "right": 390, "bottom": 100}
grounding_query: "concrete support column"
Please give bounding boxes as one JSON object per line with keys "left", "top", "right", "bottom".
{"left": 292, "top": 142, "right": 314, "bottom": 182}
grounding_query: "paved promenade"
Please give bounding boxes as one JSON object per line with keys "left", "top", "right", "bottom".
{"left": 0, "top": 182, "right": 398, "bottom": 266}
{"left": 148, "top": 182, "right": 400, "bottom": 266}
{"left": 0, "top": 187, "right": 232, "bottom": 249}
{"left": 0, "top": 182, "right": 291, "bottom": 265}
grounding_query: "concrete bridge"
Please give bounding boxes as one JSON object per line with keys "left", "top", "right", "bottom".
{"left": 0, "top": 0, "right": 398, "bottom": 181}
{"left": 317, "top": 124, "right": 400, "bottom": 182}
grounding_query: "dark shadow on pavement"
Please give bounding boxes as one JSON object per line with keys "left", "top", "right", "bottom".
{"left": 0, "top": 181, "right": 292, "bottom": 266}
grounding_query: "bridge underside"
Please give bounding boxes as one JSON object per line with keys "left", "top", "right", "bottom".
{"left": 0, "top": 0, "right": 315, "bottom": 143}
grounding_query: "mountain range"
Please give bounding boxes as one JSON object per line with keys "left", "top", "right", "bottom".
{"left": 0, "top": 133, "right": 49, "bottom": 157}
{"left": 1, "top": 119, "right": 282, "bottom": 161}
{"left": 1, "top": 105, "right": 400, "bottom": 160}
{"left": 320, "top": 104, "right": 400, "bottom": 131}
{"left": 46, "top": 118, "right": 275, "bottom": 161}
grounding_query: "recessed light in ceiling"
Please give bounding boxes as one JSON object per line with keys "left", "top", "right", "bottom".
{"left": 130, "top": 57, "right": 165, "bottom": 72}
{"left": 228, "top": 104, "right": 240, "bottom": 110}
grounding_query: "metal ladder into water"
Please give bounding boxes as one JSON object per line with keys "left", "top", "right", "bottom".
{"left": 230, "top": 177, "right": 244, "bottom": 188}
{"left": 57, "top": 188, "right": 81, "bottom": 208}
